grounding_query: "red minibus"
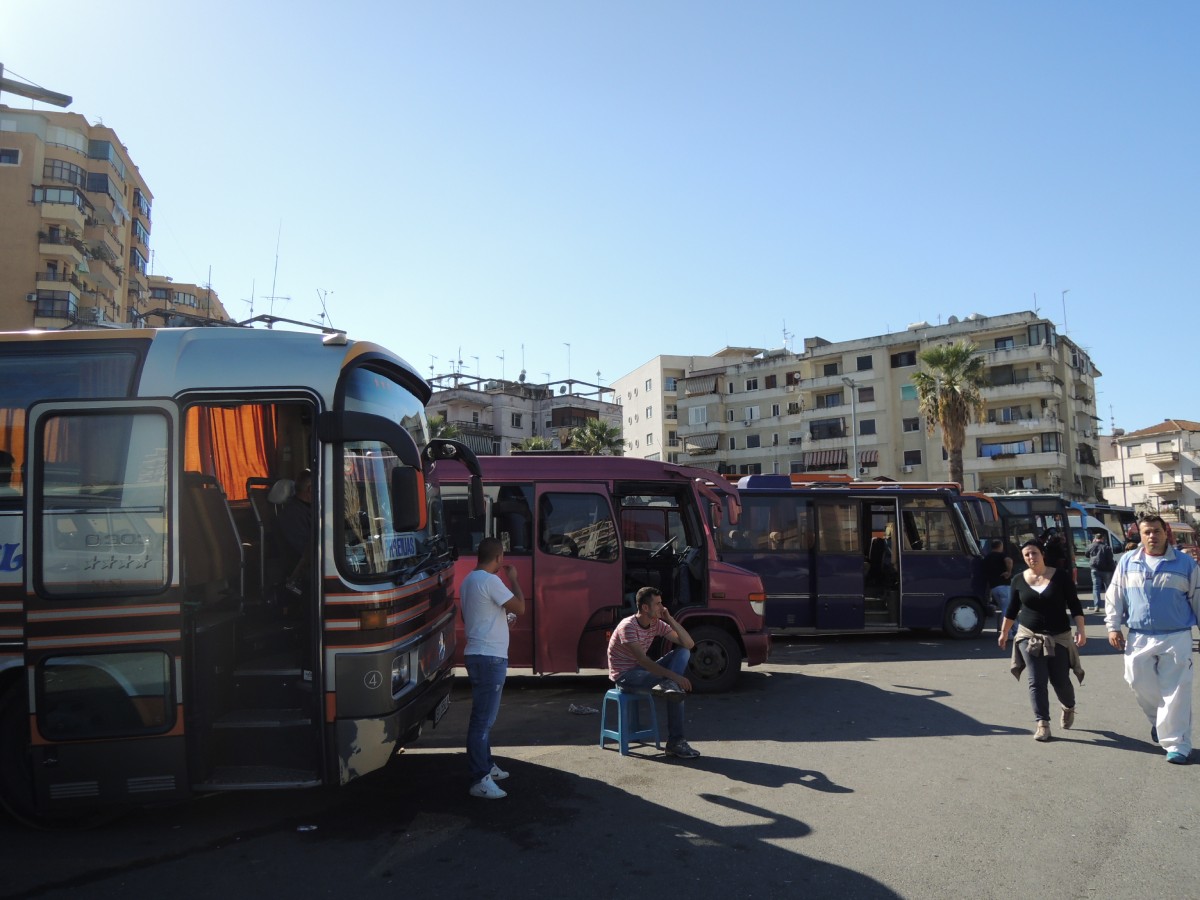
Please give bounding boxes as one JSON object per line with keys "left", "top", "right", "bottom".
{"left": 439, "top": 456, "right": 768, "bottom": 692}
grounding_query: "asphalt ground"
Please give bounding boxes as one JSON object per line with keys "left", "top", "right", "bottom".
{"left": 4, "top": 617, "right": 1198, "bottom": 899}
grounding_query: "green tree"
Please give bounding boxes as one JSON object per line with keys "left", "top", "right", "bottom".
{"left": 912, "top": 340, "right": 988, "bottom": 487}
{"left": 427, "top": 414, "right": 460, "bottom": 439}
{"left": 512, "top": 435, "right": 553, "bottom": 453}
{"left": 567, "top": 418, "right": 625, "bottom": 456}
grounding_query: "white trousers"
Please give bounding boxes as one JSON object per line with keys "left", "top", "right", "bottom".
{"left": 1124, "top": 630, "right": 1195, "bottom": 755}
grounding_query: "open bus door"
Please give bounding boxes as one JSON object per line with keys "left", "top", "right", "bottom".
{"left": 19, "top": 399, "right": 186, "bottom": 818}
{"left": 532, "top": 483, "right": 622, "bottom": 674}
{"left": 812, "top": 497, "right": 865, "bottom": 629}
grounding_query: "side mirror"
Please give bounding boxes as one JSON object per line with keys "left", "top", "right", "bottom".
{"left": 390, "top": 467, "right": 427, "bottom": 532}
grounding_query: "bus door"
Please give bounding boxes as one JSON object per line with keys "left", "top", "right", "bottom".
{"left": 22, "top": 399, "right": 186, "bottom": 814}
{"left": 533, "top": 484, "right": 621, "bottom": 673}
{"left": 487, "top": 483, "right": 535, "bottom": 668}
{"left": 812, "top": 497, "right": 864, "bottom": 629}
{"left": 863, "top": 499, "right": 899, "bottom": 627}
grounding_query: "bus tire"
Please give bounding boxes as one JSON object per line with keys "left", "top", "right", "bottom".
{"left": 687, "top": 626, "right": 741, "bottom": 694}
{"left": 0, "top": 684, "right": 39, "bottom": 827}
{"left": 942, "top": 598, "right": 985, "bottom": 639}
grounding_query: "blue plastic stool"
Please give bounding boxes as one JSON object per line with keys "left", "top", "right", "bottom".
{"left": 599, "top": 687, "right": 661, "bottom": 755}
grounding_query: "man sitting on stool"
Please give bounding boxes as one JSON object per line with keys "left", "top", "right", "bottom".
{"left": 606, "top": 586, "right": 700, "bottom": 759}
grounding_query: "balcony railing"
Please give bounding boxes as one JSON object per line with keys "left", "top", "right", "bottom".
{"left": 1146, "top": 451, "right": 1179, "bottom": 466}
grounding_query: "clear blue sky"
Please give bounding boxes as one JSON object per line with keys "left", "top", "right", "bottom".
{"left": 5, "top": 1, "right": 1196, "bottom": 431}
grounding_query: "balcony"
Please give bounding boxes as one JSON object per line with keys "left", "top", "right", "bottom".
{"left": 38, "top": 231, "right": 86, "bottom": 266}
{"left": 1147, "top": 480, "right": 1183, "bottom": 497}
{"left": 1146, "top": 451, "right": 1179, "bottom": 467}
{"left": 965, "top": 450, "right": 1066, "bottom": 473}
{"left": 969, "top": 418, "right": 1061, "bottom": 439}
{"left": 35, "top": 269, "right": 87, "bottom": 293}
{"left": 980, "top": 377, "right": 1061, "bottom": 403}
{"left": 981, "top": 343, "right": 1055, "bottom": 366}
{"left": 39, "top": 201, "right": 86, "bottom": 231}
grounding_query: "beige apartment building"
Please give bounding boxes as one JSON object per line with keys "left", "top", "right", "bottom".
{"left": 673, "top": 310, "right": 1103, "bottom": 500}
{"left": 429, "top": 374, "right": 621, "bottom": 456}
{"left": 1101, "top": 419, "right": 1200, "bottom": 525}
{"left": 0, "top": 105, "right": 229, "bottom": 331}
{"left": 610, "top": 349, "right": 762, "bottom": 462}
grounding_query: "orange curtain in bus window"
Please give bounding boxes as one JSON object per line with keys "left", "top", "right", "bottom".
{"left": 0, "top": 408, "right": 25, "bottom": 494}
{"left": 185, "top": 404, "right": 275, "bottom": 500}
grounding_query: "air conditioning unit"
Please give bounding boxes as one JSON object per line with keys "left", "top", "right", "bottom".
{"left": 786, "top": 385, "right": 796, "bottom": 393}
{"left": 858, "top": 467, "right": 869, "bottom": 476}
{"left": 26, "top": 292, "right": 37, "bottom": 302}
{"left": 902, "top": 465, "right": 915, "bottom": 474}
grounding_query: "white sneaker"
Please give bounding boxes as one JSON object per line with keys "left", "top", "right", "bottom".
{"left": 469, "top": 775, "right": 507, "bottom": 799}
{"left": 489, "top": 764, "right": 509, "bottom": 781}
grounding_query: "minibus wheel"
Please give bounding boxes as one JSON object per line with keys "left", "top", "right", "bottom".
{"left": 942, "top": 598, "right": 984, "bottom": 639}
{"left": 687, "top": 626, "right": 740, "bottom": 693}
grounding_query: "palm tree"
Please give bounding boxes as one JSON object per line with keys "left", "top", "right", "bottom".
{"left": 427, "top": 414, "right": 459, "bottom": 439}
{"left": 512, "top": 436, "right": 553, "bottom": 453}
{"left": 912, "top": 340, "right": 988, "bottom": 486}
{"left": 567, "top": 418, "right": 625, "bottom": 456}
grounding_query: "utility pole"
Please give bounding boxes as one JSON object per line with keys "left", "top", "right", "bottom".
{"left": 0, "top": 64, "right": 72, "bottom": 107}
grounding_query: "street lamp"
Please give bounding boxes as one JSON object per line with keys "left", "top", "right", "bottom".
{"left": 842, "top": 376, "right": 858, "bottom": 479}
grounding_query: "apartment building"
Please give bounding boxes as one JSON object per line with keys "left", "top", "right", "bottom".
{"left": 429, "top": 374, "right": 621, "bottom": 456}
{"left": 0, "top": 105, "right": 229, "bottom": 331}
{"left": 610, "top": 349, "right": 762, "bottom": 462}
{"left": 673, "top": 311, "right": 1103, "bottom": 500}
{"left": 1101, "top": 420, "right": 1200, "bottom": 523}
{"left": 146, "top": 275, "right": 232, "bottom": 324}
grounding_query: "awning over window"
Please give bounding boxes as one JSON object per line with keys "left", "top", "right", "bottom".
{"left": 859, "top": 449, "right": 879, "bottom": 465}
{"left": 462, "top": 433, "right": 494, "bottom": 455}
{"left": 684, "top": 375, "right": 718, "bottom": 395}
{"left": 803, "top": 449, "right": 847, "bottom": 468}
{"left": 684, "top": 432, "right": 720, "bottom": 453}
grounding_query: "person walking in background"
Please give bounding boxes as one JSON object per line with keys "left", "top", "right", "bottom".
{"left": 461, "top": 537, "right": 525, "bottom": 798}
{"left": 1086, "top": 531, "right": 1115, "bottom": 614}
{"left": 982, "top": 538, "right": 1013, "bottom": 621}
{"left": 1105, "top": 513, "right": 1200, "bottom": 765}
{"left": 998, "top": 540, "right": 1086, "bottom": 742}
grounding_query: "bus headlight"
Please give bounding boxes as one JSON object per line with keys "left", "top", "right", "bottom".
{"left": 391, "top": 654, "right": 411, "bottom": 695}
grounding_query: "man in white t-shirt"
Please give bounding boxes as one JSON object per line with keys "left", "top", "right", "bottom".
{"left": 461, "top": 537, "right": 525, "bottom": 798}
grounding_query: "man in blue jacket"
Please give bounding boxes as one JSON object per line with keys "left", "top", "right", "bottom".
{"left": 1105, "top": 513, "right": 1200, "bottom": 765}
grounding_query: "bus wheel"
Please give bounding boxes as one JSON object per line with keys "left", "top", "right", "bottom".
{"left": 943, "top": 598, "right": 984, "bottom": 639}
{"left": 0, "top": 685, "right": 39, "bottom": 827}
{"left": 687, "top": 626, "right": 740, "bottom": 694}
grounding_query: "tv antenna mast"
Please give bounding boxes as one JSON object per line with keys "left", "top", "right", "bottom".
{"left": 313, "top": 288, "right": 334, "bottom": 328}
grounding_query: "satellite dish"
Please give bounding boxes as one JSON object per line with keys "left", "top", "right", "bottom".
{"left": 947, "top": 315, "right": 959, "bottom": 324}
{"left": 559, "top": 386, "right": 567, "bottom": 394}
{"left": 518, "top": 370, "right": 526, "bottom": 383}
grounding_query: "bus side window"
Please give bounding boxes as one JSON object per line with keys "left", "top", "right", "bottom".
{"left": 539, "top": 492, "right": 615, "bottom": 562}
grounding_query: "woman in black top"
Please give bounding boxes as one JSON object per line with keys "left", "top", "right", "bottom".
{"left": 997, "top": 540, "right": 1087, "bottom": 742}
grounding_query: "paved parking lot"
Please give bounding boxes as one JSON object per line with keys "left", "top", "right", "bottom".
{"left": 5, "top": 622, "right": 1198, "bottom": 899}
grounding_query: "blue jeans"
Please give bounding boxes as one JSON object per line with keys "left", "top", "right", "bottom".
{"left": 1091, "top": 569, "right": 1111, "bottom": 607}
{"left": 465, "top": 655, "right": 507, "bottom": 784}
{"left": 614, "top": 647, "right": 691, "bottom": 744}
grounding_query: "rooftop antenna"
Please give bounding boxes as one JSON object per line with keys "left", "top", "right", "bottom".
{"left": 263, "top": 222, "right": 290, "bottom": 324}
{"left": 564, "top": 342, "right": 571, "bottom": 381}
{"left": 429, "top": 354, "right": 438, "bottom": 377}
{"left": 782, "top": 320, "right": 793, "bottom": 351}
{"left": 1032, "top": 292, "right": 1040, "bottom": 317}
{"left": 313, "top": 288, "right": 334, "bottom": 328}
{"left": 1061, "top": 289, "right": 1070, "bottom": 333}
{"left": 471, "top": 355, "right": 480, "bottom": 378}
{"left": 496, "top": 350, "right": 506, "bottom": 380}
{"left": 242, "top": 279, "right": 256, "bottom": 319}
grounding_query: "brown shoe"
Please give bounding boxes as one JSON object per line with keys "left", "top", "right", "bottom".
{"left": 1061, "top": 707, "right": 1075, "bottom": 729}
{"left": 1034, "top": 721, "right": 1051, "bottom": 742}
